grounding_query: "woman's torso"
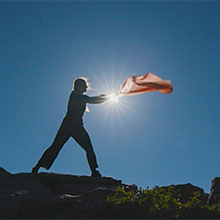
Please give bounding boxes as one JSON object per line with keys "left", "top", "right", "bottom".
{"left": 65, "top": 92, "right": 88, "bottom": 123}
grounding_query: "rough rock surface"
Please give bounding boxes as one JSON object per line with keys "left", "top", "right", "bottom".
{"left": 0, "top": 167, "right": 136, "bottom": 219}
{"left": 0, "top": 167, "right": 215, "bottom": 219}
{"left": 208, "top": 177, "right": 220, "bottom": 205}
{"left": 162, "top": 183, "right": 208, "bottom": 205}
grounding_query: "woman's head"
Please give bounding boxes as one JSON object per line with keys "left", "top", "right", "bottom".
{"left": 73, "top": 77, "right": 90, "bottom": 93}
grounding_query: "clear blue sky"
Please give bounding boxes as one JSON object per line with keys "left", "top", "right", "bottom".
{"left": 0, "top": 1, "right": 219, "bottom": 193}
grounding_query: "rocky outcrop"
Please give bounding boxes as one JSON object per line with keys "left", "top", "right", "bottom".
{"left": 0, "top": 167, "right": 218, "bottom": 219}
{"left": 162, "top": 183, "right": 208, "bottom": 205}
{"left": 208, "top": 177, "right": 220, "bottom": 205}
{"left": 0, "top": 167, "right": 136, "bottom": 219}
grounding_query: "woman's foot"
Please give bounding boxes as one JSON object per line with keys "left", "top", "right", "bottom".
{"left": 31, "top": 166, "right": 40, "bottom": 174}
{"left": 91, "top": 170, "right": 102, "bottom": 177}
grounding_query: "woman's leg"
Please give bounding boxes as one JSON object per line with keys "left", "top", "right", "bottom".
{"left": 72, "top": 126, "right": 100, "bottom": 175}
{"left": 32, "top": 120, "right": 71, "bottom": 173}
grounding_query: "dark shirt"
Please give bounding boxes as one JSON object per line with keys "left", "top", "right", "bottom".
{"left": 66, "top": 91, "right": 89, "bottom": 124}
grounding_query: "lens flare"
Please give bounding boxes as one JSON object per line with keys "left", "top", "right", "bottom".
{"left": 108, "top": 93, "right": 119, "bottom": 103}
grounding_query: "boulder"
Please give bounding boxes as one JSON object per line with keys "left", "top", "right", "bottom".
{"left": 162, "top": 183, "right": 209, "bottom": 205}
{"left": 207, "top": 177, "right": 220, "bottom": 205}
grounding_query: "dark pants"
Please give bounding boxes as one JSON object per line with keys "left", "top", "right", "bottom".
{"left": 37, "top": 117, "right": 98, "bottom": 172}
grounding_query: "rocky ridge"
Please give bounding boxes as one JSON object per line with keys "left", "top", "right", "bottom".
{"left": 0, "top": 167, "right": 219, "bottom": 219}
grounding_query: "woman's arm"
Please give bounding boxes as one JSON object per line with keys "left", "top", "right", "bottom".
{"left": 86, "top": 94, "right": 109, "bottom": 104}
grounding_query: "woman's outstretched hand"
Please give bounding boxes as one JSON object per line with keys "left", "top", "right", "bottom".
{"left": 87, "top": 94, "right": 109, "bottom": 104}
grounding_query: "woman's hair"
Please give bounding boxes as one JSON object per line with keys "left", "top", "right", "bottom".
{"left": 72, "top": 77, "right": 91, "bottom": 91}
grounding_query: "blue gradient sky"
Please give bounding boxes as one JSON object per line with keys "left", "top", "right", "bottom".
{"left": 1, "top": 2, "right": 219, "bottom": 193}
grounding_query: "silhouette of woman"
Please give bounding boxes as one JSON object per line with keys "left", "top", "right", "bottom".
{"left": 32, "top": 78, "right": 108, "bottom": 177}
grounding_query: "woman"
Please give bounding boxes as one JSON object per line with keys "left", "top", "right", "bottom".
{"left": 32, "top": 78, "right": 108, "bottom": 177}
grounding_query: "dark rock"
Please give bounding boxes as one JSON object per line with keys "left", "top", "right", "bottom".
{"left": 1, "top": 167, "right": 218, "bottom": 219}
{"left": 15, "top": 172, "right": 123, "bottom": 195}
{"left": 207, "top": 177, "right": 220, "bottom": 205}
{"left": 0, "top": 168, "right": 63, "bottom": 218}
{"left": 0, "top": 167, "right": 136, "bottom": 219}
{"left": 162, "top": 183, "right": 209, "bottom": 205}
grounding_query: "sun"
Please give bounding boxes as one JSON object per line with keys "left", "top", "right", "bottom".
{"left": 91, "top": 74, "right": 139, "bottom": 129}
{"left": 108, "top": 93, "right": 119, "bottom": 103}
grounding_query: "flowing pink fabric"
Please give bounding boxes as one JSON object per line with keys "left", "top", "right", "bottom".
{"left": 119, "top": 73, "right": 173, "bottom": 96}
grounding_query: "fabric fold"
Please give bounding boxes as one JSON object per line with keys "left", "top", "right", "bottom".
{"left": 119, "top": 72, "right": 173, "bottom": 96}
